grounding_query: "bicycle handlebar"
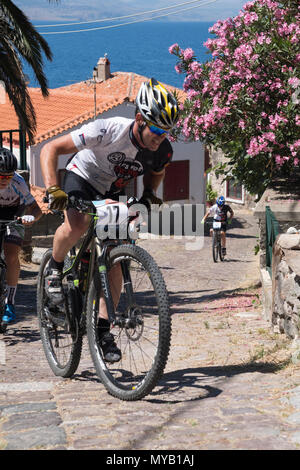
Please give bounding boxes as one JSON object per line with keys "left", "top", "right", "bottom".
{"left": 43, "top": 196, "right": 139, "bottom": 221}
{"left": 43, "top": 195, "right": 141, "bottom": 214}
{"left": 0, "top": 218, "right": 23, "bottom": 225}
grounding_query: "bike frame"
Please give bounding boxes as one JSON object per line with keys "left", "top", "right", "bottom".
{"left": 61, "top": 208, "right": 136, "bottom": 328}
{"left": 213, "top": 227, "right": 222, "bottom": 242}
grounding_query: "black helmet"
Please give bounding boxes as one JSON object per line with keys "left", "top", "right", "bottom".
{"left": 0, "top": 148, "right": 17, "bottom": 174}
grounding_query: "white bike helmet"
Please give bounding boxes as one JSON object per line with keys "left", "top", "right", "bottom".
{"left": 136, "top": 78, "right": 179, "bottom": 130}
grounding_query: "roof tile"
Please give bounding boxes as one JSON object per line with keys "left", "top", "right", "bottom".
{"left": 0, "top": 72, "right": 185, "bottom": 146}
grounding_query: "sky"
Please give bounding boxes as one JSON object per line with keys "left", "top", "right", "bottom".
{"left": 14, "top": 0, "right": 247, "bottom": 23}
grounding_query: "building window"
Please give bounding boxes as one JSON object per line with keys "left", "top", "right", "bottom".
{"left": 225, "top": 177, "right": 244, "bottom": 203}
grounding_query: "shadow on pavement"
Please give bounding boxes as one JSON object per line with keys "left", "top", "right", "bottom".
{"left": 2, "top": 326, "right": 41, "bottom": 346}
{"left": 146, "top": 361, "right": 286, "bottom": 404}
{"left": 19, "top": 268, "right": 39, "bottom": 279}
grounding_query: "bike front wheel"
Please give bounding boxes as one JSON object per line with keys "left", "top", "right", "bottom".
{"left": 219, "top": 242, "right": 225, "bottom": 261}
{"left": 86, "top": 244, "right": 171, "bottom": 401}
{"left": 37, "top": 249, "right": 83, "bottom": 377}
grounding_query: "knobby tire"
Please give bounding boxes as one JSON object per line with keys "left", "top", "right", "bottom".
{"left": 86, "top": 244, "right": 171, "bottom": 401}
{"left": 37, "top": 249, "right": 83, "bottom": 377}
{"left": 212, "top": 231, "right": 218, "bottom": 263}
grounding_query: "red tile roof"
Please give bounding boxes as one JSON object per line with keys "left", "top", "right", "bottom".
{"left": 30, "top": 184, "right": 48, "bottom": 213}
{"left": 0, "top": 72, "right": 185, "bottom": 146}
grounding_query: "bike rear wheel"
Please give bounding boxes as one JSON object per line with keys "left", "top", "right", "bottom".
{"left": 212, "top": 231, "right": 219, "bottom": 263}
{"left": 37, "top": 249, "right": 83, "bottom": 377}
{"left": 86, "top": 244, "right": 171, "bottom": 401}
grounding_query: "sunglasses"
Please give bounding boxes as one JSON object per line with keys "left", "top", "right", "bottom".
{"left": 0, "top": 174, "right": 13, "bottom": 180}
{"left": 146, "top": 122, "right": 169, "bottom": 136}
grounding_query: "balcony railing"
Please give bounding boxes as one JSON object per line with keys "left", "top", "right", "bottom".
{"left": 0, "top": 128, "right": 27, "bottom": 170}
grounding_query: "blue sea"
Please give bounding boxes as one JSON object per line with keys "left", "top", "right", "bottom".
{"left": 24, "top": 21, "right": 214, "bottom": 90}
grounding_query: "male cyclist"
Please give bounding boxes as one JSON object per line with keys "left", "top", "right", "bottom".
{"left": 0, "top": 148, "right": 42, "bottom": 325}
{"left": 202, "top": 196, "right": 234, "bottom": 256}
{"left": 40, "top": 78, "right": 179, "bottom": 362}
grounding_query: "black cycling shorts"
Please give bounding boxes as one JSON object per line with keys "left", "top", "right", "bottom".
{"left": 62, "top": 171, "right": 103, "bottom": 201}
{"left": 62, "top": 171, "right": 126, "bottom": 203}
{"left": 0, "top": 205, "right": 25, "bottom": 246}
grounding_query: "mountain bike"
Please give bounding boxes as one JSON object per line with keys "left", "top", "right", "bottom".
{"left": 37, "top": 196, "right": 171, "bottom": 401}
{"left": 211, "top": 220, "right": 225, "bottom": 263}
{"left": 0, "top": 218, "right": 25, "bottom": 333}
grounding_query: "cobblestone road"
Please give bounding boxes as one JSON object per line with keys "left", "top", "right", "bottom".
{"left": 1, "top": 211, "right": 300, "bottom": 451}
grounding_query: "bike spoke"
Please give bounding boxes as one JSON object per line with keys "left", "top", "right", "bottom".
{"left": 87, "top": 244, "right": 171, "bottom": 400}
{"left": 37, "top": 249, "right": 83, "bottom": 377}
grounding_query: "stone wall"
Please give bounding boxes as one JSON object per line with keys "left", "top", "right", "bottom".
{"left": 253, "top": 182, "right": 300, "bottom": 326}
{"left": 254, "top": 184, "right": 300, "bottom": 269}
{"left": 272, "top": 234, "right": 300, "bottom": 339}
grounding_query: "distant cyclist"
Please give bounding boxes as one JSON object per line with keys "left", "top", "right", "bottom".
{"left": 202, "top": 195, "right": 234, "bottom": 256}
{"left": 0, "top": 148, "right": 42, "bottom": 325}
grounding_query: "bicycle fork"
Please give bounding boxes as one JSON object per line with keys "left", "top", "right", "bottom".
{"left": 96, "top": 243, "right": 135, "bottom": 327}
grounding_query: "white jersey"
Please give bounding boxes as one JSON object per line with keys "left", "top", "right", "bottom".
{"left": 67, "top": 117, "right": 172, "bottom": 196}
{"left": 0, "top": 173, "right": 35, "bottom": 208}
{"left": 68, "top": 117, "right": 139, "bottom": 195}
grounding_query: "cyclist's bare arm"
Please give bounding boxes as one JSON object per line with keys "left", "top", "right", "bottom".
{"left": 40, "top": 134, "right": 78, "bottom": 188}
{"left": 201, "top": 209, "right": 211, "bottom": 223}
{"left": 143, "top": 169, "right": 165, "bottom": 193}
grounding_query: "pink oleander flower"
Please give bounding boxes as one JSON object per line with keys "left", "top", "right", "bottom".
{"left": 169, "top": 0, "right": 299, "bottom": 194}
{"left": 168, "top": 43, "right": 179, "bottom": 54}
{"left": 275, "top": 155, "right": 284, "bottom": 166}
{"left": 243, "top": 12, "right": 258, "bottom": 25}
{"left": 183, "top": 48, "right": 195, "bottom": 61}
{"left": 263, "top": 132, "right": 276, "bottom": 142}
{"left": 189, "top": 61, "right": 201, "bottom": 73}
{"left": 288, "top": 77, "right": 300, "bottom": 88}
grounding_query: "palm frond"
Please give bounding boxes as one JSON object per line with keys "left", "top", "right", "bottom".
{"left": 0, "top": 47, "right": 36, "bottom": 143}
{"left": 0, "top": 0, "right": 53, "bottom": 141}
{"left": 0, "top": 0, "right": 52, "bottom": 96}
